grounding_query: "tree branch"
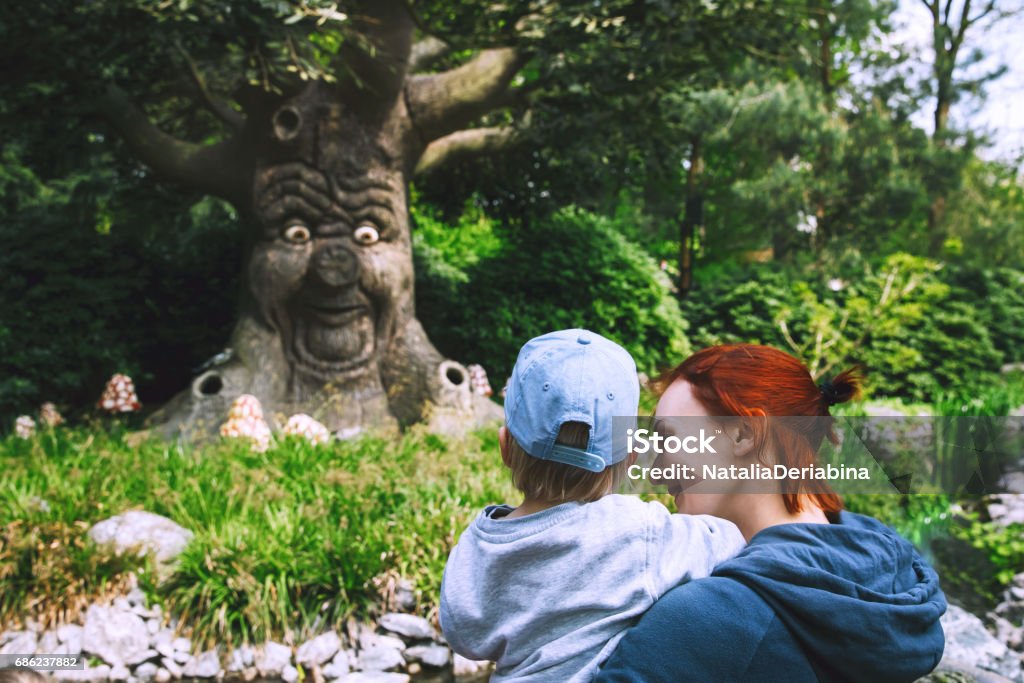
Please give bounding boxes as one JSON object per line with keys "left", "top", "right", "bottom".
{"left": 413, "top": 125, "right": 517, "bottom": 176}
{"left": 175, "top": 41, "right": 245, "bottom": 129}
{"left": 96, "top": 84, "right": 246, "bottom": 204}
{"left": 336, "top": 0, "right": 414, "bottom": 100}
{"left": 408, "top": 36, "right": 450, "bottom": 73}
{"left": 406, "top": 47, "right": 527, "bottom": 143}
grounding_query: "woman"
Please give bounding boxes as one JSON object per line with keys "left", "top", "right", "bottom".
{"left": 596, "top": 344, "right": 946, "bottom": 683}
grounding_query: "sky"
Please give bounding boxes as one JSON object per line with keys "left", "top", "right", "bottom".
{"left": 890, "top": 0, "right": 1024, "bottom": 162}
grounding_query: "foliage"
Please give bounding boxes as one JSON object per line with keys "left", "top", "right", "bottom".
{"left": 683, "top": 253, "right": 1008, "bottom": 402}
{"left": 0, "top": 424, "right": 516, "bottom": 645}
{"left": 414, "top": 202, "right": 691, "bottom": 384}
{"left": 0, "top": 144, "right": 239, "bottom": 427}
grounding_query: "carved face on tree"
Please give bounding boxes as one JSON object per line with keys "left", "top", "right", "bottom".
{"left": 249, "top": 161, "right": 413, "bottom": 392}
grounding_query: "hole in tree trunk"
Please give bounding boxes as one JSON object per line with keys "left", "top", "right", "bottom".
{"left": 445, "top": 366, "right": 466, "bottom": 386}
{"left": 195, "top": 372, "right": 224, "bottom": 396}
{"left": 273, "top": 106, "right": 303, "bottom": 141}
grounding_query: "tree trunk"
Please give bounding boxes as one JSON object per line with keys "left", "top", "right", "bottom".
{"left": 146, "top": 76, "right": 507, "bottom": 441}
{"left": 678, "top": 137, "right": 703, "bottom": 299}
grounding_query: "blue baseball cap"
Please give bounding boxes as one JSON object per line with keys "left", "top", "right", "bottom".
{"left": 504, "top": 329, "right": 639, "bottom": 472}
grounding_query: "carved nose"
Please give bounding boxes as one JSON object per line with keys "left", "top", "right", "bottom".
{"left": 311, "top": 242, "right": 359, "bottom": 287}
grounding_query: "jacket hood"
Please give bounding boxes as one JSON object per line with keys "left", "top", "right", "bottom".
{"left": 715, "top": 511, "right": 947, "bottom": 682}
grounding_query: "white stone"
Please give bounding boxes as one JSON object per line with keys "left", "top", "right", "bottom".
{"left": 171, "top": 637, "right": 190, "bottom": 653}
{"left": 56, "top": 664, "right": 111, "bottom": 681}
{"left": 378, "top": 613, "right": 435, "bottom": 640}
{"left": 227, "top": 645, "right": 255, "bottom": 672}
{"left": 146, "top": 619, "right": 160, "bottom": 636}
{"left": 38, "top": 629, "right": 60, "bottom": 653}
{"left": 342, "top": 674, "right": 410, "bottom": 683}
{"left": 82, "top": 604, "right": 156, "bottom": 666}
{"left": 58, "top": 624, "right": 84, "bottom": 649}
{"left": 256, "top": 641, "right": 292, "bottom": 677}
{"left": 125, "top": 649, "right": 159, "bottom": 667}
{"left": 0, "top": 630, "right": 37, "bottom": 656}
{"left": 153, "top": 668, "right": 171, "bottom": 683}
{"left": 153, "top": 630, "right": 175, "bottom": 659}
{"left": 110, "top": 664, "right": 131, "bottom": 680}
{"left": 281, "top": 664, "right": 299, "bottom": 683}
{"left": 182, "top": 649, "right": 221, "bottom": 678}
{"left": 296, "top": 631, "right": 342, "bottom": 667}
{"left": 358, "top": 631, "right": 406, "bottom": 653}
{"left": 940, "top": 604, "right": 1023, "bottom": 681}
{"left": 321, "top": 649, "right": 350, "bottom": 680}
{"left": 161, "top": 656, "right": 182, "bottom": 679}
{"left": 452, "top": 653, "right": 489, "bottom": 677}
{"left": 404, "top": 644, "right": 450, "bottom": 668}
{"left": 135, "top": 662, "right": 158, "bottom": 680}
{"left": 358, "top": 644, "right": 405, "bottom": 671}
{"left": 88, "top": 511, "right": 193, "bottom": 564}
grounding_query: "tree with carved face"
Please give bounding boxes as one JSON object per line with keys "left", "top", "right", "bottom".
{"left": 94, "top": 2, "right": 529, "bottom": 438}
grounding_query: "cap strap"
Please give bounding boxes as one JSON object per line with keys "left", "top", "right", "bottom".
{"left": 547, "top": 444, "right": 607, "bottom": 473}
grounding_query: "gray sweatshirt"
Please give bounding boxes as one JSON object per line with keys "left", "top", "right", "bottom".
{"left": 439, "top": 494, "right": 745, "bottom": 683}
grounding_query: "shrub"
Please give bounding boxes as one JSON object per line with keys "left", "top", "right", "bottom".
{"left": 414, "top": 202, "right": 691, "bottom": 384}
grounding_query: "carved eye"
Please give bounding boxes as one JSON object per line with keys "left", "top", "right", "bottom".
{"left": 353, "top": 224, "right": 380, "bottom": 245}
{"left": 284, "top": 224, "right": 311, "bottom": 244}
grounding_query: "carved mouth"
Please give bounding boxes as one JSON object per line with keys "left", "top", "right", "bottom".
{"left": 306, "top": 301, "right": 368, "bottom": 327}
{"left": 289, "top": 293, "right": 376, "bottom": 375}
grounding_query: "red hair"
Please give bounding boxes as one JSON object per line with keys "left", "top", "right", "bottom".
{"left": 661, "top": 344, "right": 860, "bottom": 515}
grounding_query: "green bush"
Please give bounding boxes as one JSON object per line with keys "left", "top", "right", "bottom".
{"left": 682, "top": 253, "right": 1008, "bottom": 402}
{"left": 414, "top": 202, "right": 691, "bottom": 384}
{"left": 0, "top": 146, "right": 240, "bottom": 428}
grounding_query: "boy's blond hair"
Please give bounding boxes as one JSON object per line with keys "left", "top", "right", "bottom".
{"left": 506, "top": 421, "right": 630, "bottom": 503}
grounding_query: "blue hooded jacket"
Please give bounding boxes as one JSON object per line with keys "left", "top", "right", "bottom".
{"left": 595, "top": 511, "right": 947, "bottom": 682}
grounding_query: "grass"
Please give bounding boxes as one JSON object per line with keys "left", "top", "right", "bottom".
{"left": 3, "top": 376, "right": 1022, "bottom": 644}
{"left": 1, "top": 423, "right": 516, "bottom": 646}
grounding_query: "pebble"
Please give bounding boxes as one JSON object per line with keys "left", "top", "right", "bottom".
{"left": 378, "top": 613, "right": 435, "bottom": 640}
{"left": 296, "top": 630, "right": 342, "bottom": 667}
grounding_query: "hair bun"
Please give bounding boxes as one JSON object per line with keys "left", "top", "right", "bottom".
{"left": 821, "top": 368, "right": 861, "bottom": 406}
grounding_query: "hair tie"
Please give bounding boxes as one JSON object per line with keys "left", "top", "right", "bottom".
{"left": 819, "top": 381, "right": 839, "bottom": 406}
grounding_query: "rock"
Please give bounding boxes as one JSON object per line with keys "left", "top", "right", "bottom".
{"left": 146, "top": 619, "right": 160, "bottom": 636}
{"left": 126, "top": 588, "right": 146, "bottom": 607}
{"left": 296, "top": 630, "right": 342, "bottom": 667}
{"left": 404, "top": 644, "right": 450, "bottom": 668}
{"left": 452, "top": 653, "right": 489, "bottom": 678}
{"left": 58, "top": 624, "right": 84, "bottom": 654}
{"left": 110, "top": 664, "right": 131, "bottom": 680}
{"left": 171, "top": 637, "right": 190, "bottom": 654}
{"left": 281, "top": 664, "right": 299, "bottom": 683}
{"left": 342, "top": 674, "right": 410, "bottom": 683}
{"left": 88, "top": 511, "right": 193, "bottom": 564}
{"left": 321, "top": 650, "right": 350, "bottom": 680}
{"left": 182, "top": 649, "right": 221, "bottom": 678}
{"left": 160, "top": 657, "right": 182, "bottom": 679}
{"left": 171, "top": 650, "right": 190, "bottom": 665}
{"left": 38, "top": 629, "right": 60, "bottom": 653}
{"left": 153, "top": 630, "right": 175, "bottom": 658}
{"left": 125, "top": 649, "right": 159, "bottom": 667}
{"left": 135, "top": 662, "right": 159, "bottom": 680}
{"left": 358, "top": 631, "right": 406, "bottom": 653}
{"left": 82, "top": 604, "right": 151, "bottom": 666}
{"left": 987, "top": 495, "right": 1024, "bottom": 527}
{"left": 394, "top": 579, "right": 417, "bottom": 613}
{"left": 997, "top": 471, "right": 1024, "bottom": 494}
{"left": 0, "top": 630, "right": 38, "bottom": 656}
{"left": 256, "top": 641, "right": 292, "bottom": 677}
{"left": 228, "top": 646, "right": 255, "bottom": 672}
{"left": 56, "top": 664, "right": 111, "bottom": 681}
{"left": 358, "top": 644, "right": 405, "bottom": 671}
{"left": 153, "top": 667, "right": 171, "bottom": 683}
{"left": 379, "top": 613, "right": 435, "bottom": 640}
{"left": 941, "top": 605, "right": 1023, "bottom": 681}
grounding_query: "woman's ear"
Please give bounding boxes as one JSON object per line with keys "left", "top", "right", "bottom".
{"left": 499, "top": 425, "right": 512, "bottom": 467}
{"left": 730, "top": 411, "right": 765, "bottom": 459}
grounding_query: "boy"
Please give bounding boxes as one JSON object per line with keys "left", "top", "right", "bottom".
{"left": 439, "top": 329, "right": 745, "bottom": 682}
